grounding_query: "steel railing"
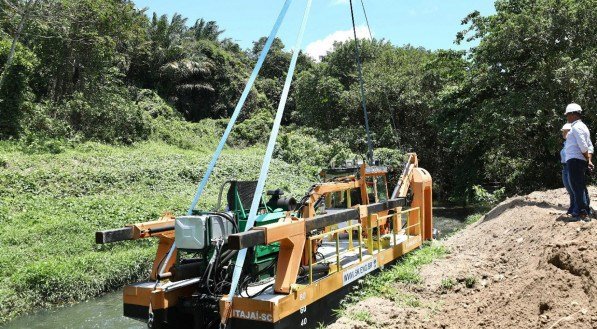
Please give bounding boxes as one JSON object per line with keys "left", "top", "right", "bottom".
{"left": 306, "top": 207, "right": 420, "bottom": 284}
{"left": 307, "top": 223, "right": 363, "bottom": 284}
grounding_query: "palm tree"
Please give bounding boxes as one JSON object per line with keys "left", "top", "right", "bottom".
{"left": 159, "top": 54, "right": 215, "bottom": 120}
{"left": 191, "top": 18, "right": 224, "bottom": 42}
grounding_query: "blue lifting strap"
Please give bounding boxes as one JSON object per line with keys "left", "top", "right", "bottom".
{"left": 187, "top": 0, "right": 294, "bottom": 215}
{"left": 226, "top": 0, "right": 313, "bottom": 302}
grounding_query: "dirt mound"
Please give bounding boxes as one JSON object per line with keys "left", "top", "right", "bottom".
{"left": 330, "top": 188, "right": 597, "bottom": 329}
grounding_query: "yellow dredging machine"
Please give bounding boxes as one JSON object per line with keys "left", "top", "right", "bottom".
{"left": 95, "top": 0, "right": 434, "bottom": 328}
{"left": 96, "top": 156, "right": 433, "bottom": 329}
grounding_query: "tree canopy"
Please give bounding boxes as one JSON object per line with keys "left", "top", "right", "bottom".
{"left": 0, "top": 0, "right": 595, "bottom": 202}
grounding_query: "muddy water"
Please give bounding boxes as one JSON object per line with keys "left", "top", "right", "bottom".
{"left": 0, "top": 292, "right": 143, "bottom": 329}
{"left": 1, "top": 209, "right": 471, "bottom": 329}
{"left": 433, "top": 207, "right": 473, "bottom": 238}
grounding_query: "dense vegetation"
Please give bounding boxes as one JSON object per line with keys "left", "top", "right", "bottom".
{"left": 1, "top": 0, "right": 595, "bottom": 198}
{"left": 0, "top": 0, "right": 595, "bottom": 322}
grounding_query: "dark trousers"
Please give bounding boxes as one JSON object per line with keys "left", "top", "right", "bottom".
{"left": 566, "top": 158, "right": 590, "bottom": 216}
{"left": 562, "top": 164, "right": 574, "bottom": 213}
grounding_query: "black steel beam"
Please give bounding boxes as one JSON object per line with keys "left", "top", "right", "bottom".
{"left": 304, "top": 209, "right": 359, "bottom": 231}
{"left": 148, "top": 226, "right": 175, "bottom": 234}
{"left": 95, "top": 227, "right": 134, "bottom": 244}
{"left": 227, "top": 198, "right": 407, "bottom": 250}
{"left": 228, "top": 230, "right": 266, "bottom": 250}
{"left": 367, "top": 198, "right": 407, "bottom": 214}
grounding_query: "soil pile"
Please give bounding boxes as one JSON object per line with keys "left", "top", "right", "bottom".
{"left": 330, "top": 188, "right": 597, "bottom": 329}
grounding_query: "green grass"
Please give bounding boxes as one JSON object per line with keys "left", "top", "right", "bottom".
{"left": 0, "top": 140, "right": 316, "bottom": 324}
{"left": 440, "top": 277, "right": 455, "bottom": 290}
{"left": 465, "top": 276, "right": 476, "bottom": 288}
{"left": 464, "top": 212, "right": 484, "bottom": 225}
{"left": 348, "top": 310, "right": 374, "bottom": 325}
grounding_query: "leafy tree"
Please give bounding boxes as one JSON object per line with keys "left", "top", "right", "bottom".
{"left": 128, "top": 13, "right": 190, "bottom": 90}
{"left": 0, "top": 0, "right": 40, "bottom": 92}
{"left": 0, "top": 37, "right": 37, "bottom": 138}
{"left": 435, "top": 0, "right": 597, "bottom": 198}
{"left": 294, "top": 40, "right": 462, "bottom": 176}
{"left": 159, "top": 54, "right": 215, "bottom": 120}
{"left": 20, "top": 0, "right": 147, "bottom": 101}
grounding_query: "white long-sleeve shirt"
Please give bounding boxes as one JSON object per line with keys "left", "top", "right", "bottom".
{"left": 565, "top": 119, "right": 594, "bottom": 162}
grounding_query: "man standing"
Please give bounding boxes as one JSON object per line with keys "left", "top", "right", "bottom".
{"left": 561, "top": 123, "right": 574, "bottom": 214}
{"left": 564, "top": 103, "right": 593, "bottom": 221}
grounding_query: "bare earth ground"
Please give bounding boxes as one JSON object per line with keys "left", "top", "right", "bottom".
{"left": 330, "top": 188, "right": 597, "bottom": 329}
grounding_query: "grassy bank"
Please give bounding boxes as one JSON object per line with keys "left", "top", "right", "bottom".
{"left": 0, "top": 141, "right": 316, "bottom": 324}
{"left": 335, "top": 241, "right": 447, "bottom": 319}
{"left": 334, "top": 209, "right": 487, "bottom": 325}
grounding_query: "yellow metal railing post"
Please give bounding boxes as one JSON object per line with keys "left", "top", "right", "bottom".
{"left": 347, "top": 190, "right": 353, "bottom": 251}
{"left": 306, "top": 223, "right": 362, "bottom": 282}
{"left": 406, "top": 209, "right": 411, "bottom": 242}
{"left": 392, "top": 212, "right": 397, "bottom": 246}
{"left": 367, "top": 215, "right": 373, "bottom": 255}
{"left": 417, "top": 208, "right": 421, "bottom": 236}
{"left": 358, "top": 225, "right": 363, "bottom": 262}
{"left": 308, "top": 239, "right": 313, "bottom": 284}
{"left": 335, "top": 232, "right": 341, "bottom": 270}
{"left": 376, "top": 215, "right": 381, "bottom": 253}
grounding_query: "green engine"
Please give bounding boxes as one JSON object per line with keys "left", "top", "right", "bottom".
{"left": 174, "top": 181, "right": 296, "bottom": 282}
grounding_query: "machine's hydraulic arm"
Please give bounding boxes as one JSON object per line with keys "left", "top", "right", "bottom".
{"left": 95, "top": 215, "right": 175, "bottom": 244}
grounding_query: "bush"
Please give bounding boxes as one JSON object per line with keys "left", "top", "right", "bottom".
{"left": 275, "top": 128, "right": 353, "bottom": 170}
{"left": 471, "top": 185, "right": 505, "bottom": 206}
{"left": 0, "top": 38, "right": 37, "bottom": 138}
{"left": 229, "top": 109, "right": 273, "bottom": 147}
{"left": 18, "top": 135, "right": 66, "bottom": 154}
{"left": 58, "top": 87, "right": 151, "bottom": 143}
{"left": 134, "top": 89, "right": 179, "bottom": 119}
{"left": 440, "top": 277, "right": 455, "bottom": 290}
{"left": 374, "top": 147, "right": 406, "bottom": 169}
{"left": 21, "top": 84, "right": 152, "bottom": 144}
{"left": 150, "top": 117, "right": 224, "bottom": 152}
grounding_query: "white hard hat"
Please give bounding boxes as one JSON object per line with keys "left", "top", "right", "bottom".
{"left": 561, "top": 123, "right": 572, "bottom": 131}
{"left": 565, "top": 103, "right": 582, "bottom": 115}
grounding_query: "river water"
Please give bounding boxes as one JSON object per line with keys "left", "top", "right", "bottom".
{"left": 1, "top": 208, "right": 471, "bottom": 329}
{"left": 0, "top": 293, "right": 144, "bottom": 329}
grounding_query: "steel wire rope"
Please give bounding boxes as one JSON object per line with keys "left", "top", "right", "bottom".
{"left": 349, "top": 0, "right": 374, "bottom": 164}
{"left": 360, "top": 0, "right": 373, "bottom": 40}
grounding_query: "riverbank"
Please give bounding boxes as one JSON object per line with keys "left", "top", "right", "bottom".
{"left": 330, "top": 188, "right": 597, "bottom": 328}
{"left": 0, "top": 141, "right": 315, "bottom": 324}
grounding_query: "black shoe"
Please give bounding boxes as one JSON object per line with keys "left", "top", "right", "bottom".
{"left": 563, "top": 216, "right": 582, "bottom": 223}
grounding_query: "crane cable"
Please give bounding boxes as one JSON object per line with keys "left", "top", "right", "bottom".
{"left": 187, "top": 0, "right": 294, "bottom": 216}
{"left": 225, "top": 0, "right": 313, "bottom": 310}
{"left": 349, "top": 0, "right": 374, "bottom": 164}
{"left": 360, "top": 0, "right": 401, "bottom": 149}
{"left": 360, "top": 0, "right": 373, "bottom": 40}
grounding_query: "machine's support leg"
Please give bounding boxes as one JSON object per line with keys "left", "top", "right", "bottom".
{"left": 410, "top": 168, "right": 433, "bottom": 240}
